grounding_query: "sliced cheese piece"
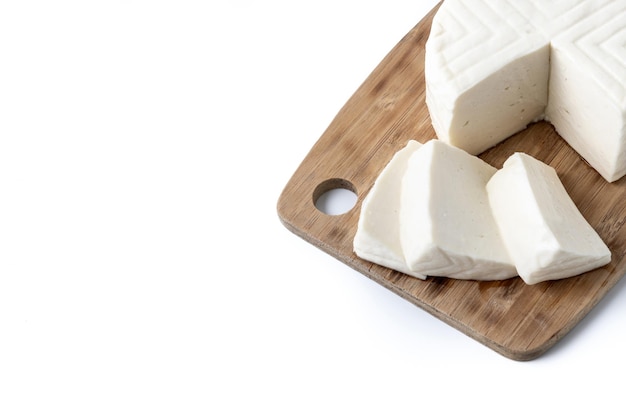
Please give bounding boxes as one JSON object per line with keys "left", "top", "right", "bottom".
{"left": 486, "top": 153, "right": 611, "bottom": 285}
{"left": 400, "top": 140, "right": 516, "bottom": 280}
{"left": 353, "top": 140, "right": 426, "bottom": 279}
{"left": 425, "top": 0, "right": 626, "bottom": 182}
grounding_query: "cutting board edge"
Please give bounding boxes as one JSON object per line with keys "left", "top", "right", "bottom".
{"left": 276, "top": 208, "right": 558, "bottom": 361}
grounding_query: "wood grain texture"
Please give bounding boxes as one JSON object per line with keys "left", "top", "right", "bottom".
{"left": 276, "top": 4, "right": 626, "bottom": 360}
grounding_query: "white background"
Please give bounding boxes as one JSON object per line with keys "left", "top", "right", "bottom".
{"left": 1, "top": 1, "right": 625, "bottom": 415}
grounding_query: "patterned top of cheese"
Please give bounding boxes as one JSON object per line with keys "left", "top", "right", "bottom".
{"left": 427, "top": 0, "right": 625, "bottom": 105}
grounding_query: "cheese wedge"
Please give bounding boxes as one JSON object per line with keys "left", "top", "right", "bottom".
{"left": 400, "top": 140, "right": 516, "bottom": 280}
{"left": 353, "top": 140, "right": 426, "bottom": 279}
{"left": 486, "top": 153, "right": 611, "bottom": 285}
{"left": 425, "top": 0, "right": 626, "bottom": 182}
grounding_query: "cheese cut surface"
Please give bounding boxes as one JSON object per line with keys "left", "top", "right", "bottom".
{"left": 486, "top": 153, "right": 611, "bottom": 285}
{"left": 425, "top": 0, "right": 626, "bottom": 182}
{"left": 353, "top": 140, "right": 426, "bottom": 279}
{"left": 400, "top": 140, "right": 517, "bottom": 280}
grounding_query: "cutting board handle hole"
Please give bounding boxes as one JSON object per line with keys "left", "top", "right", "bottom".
{"left": 313, "top": 178, "right": 357, "bottom": 215}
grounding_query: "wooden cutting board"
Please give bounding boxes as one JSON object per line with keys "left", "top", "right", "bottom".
{"left": 276, "top": 4, "right": 626, "bottom": 360}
